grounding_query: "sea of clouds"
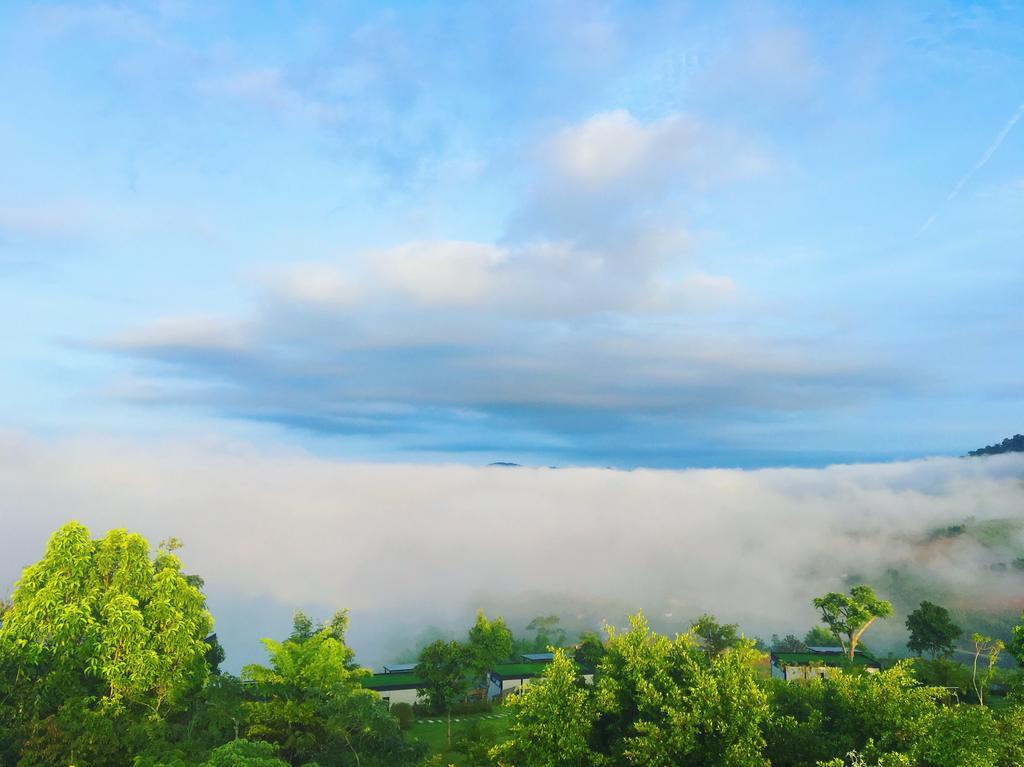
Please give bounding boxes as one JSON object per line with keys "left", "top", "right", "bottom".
{"left": 2, "top": 431, "right": 1023, "bottom": 670}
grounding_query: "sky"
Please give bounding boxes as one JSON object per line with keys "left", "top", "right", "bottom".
{"left": 1, "top": 0, "right": 1022, "bottom": 468}
{"left": 2, "top": 1, "right": 1024, "bottom": 670}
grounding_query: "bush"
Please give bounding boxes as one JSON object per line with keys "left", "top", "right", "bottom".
{"left": 391, "top": 702, "right": 414, "bottom": 730}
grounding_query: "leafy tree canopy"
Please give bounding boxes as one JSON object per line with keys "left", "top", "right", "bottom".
{"left": 415, "top": 639, "right": 472, "bottom": 745}
{"left": 0, "top": 521, "right": 213, "bottom": 713}
{"left": 804, "top": 625, "right": 839, "bottom": 647}
{"left": 813, "top": 585, "right": 892, "bottom": 660}
{"left": 466, "top": 610, "right": 512, "bottom": 685}
{"left": 770, "top": 634, "right": 807, "bottom": 652}
{"left": 243, "top": 611, "right": 420, "bottom": 766}
{"left": 906, "top": 601, "right": 962, "bottom": 658}
{"left": 689, "top": 613, "right": 741, "bottom": 656}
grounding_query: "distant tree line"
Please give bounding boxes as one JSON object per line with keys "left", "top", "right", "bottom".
{"left": 968, "top": 433, "right": 1024, "bottom": 456}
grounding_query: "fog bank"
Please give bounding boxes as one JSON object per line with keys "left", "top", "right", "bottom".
{"left": 2, "top": 432, "right": 1023, "bottom": 670}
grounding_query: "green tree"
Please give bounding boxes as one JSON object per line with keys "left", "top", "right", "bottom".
{"left": 905, "top": 601, "right": 961, "bottom": 658}
{"left": 689, "top": 614, "right": 741, "bottom": 656}
{"left": 916, "top": 704, "right": 1001, "bottom": 767}
{"left": 526, "top": 615, "right": 567, "bottom": 650}
{"left": 580, "top": 613, "right": 769, "bottom": 766}
{"left": 466, "top": 610, "right": 512, "bottom": 693}
{"left": 764, "top": 662, "right": 940, "bottom": 766}
{"left": 200, "top": 738, "right": 290, "bottom": 767}
{"left": 415, "top": 639, "right": 471, "bottom": 746}
{"left": 0, "top": 522, "right": 214, "bottom": 766}
{"left": 804, "top": 625, "right": 838, "bottom": 647}
{"left": 970, "top": 633, "right": 1004, "bottom": 707}
{"left": 1008, "top": 610, "right": 1024, "bottom": 667}
{"left": 573, "top": 631, "right": 606, "bottom": 670}
{"left": 813, "top": 586, "right": 893, "bottom": 661}
{"left": 493, "top": 648, "right": 598, "bottom": 767}
{"left": 243, "top": 611, "right": 421, "bottom": 766}
{"left": 770, "top": 634, "right": 806, "bottom": 652}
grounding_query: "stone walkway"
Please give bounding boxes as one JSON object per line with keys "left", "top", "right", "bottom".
{"left": 417, "top": 713, "right": 509, "bottom": 724}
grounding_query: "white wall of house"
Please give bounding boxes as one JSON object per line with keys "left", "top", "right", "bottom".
{"left": 780, "top": 665, "right": 879, "bottom": 682}
{"left": 372, "top": 687, "right": 420, "bottom": 706}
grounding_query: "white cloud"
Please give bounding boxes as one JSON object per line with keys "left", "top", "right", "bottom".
{"left": 268, "top": 262, "right": 363, "bottom": 308}
{"left": 549, "top": 109, "right": 768, "bottom": 192}
{"left": 108, "top": 315, "right": 246, "bottom": 351}
{"left": 374, "top": 240, "right": 507, "bottom": 307}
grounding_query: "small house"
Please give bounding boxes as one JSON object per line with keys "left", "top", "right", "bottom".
{"left": 770, "top": 646, "right": 880, "bottom": 682}
{"left": 362, "top": 669, "right": 424, "bottom": 706}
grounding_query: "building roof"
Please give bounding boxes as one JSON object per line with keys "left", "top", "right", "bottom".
{"left": 362, "top": 672, "right": 424, "bottom": 691}
{"left": 490, "top": 662, "right": 551, "bottom": 679}
{"left": 383, "top": 663, "right": 417, "bottom": 674}
{"left": 521, "top": 652, "right": 555, "bottom": 662}
{"left": 771, "top": 651, "right": 878, "bottom": 668}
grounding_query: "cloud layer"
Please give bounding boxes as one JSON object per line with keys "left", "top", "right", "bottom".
{"left": 3, "top": 432, "right": 1023, "bottom": 669}
{"left": 94, "top": 102, "right": 905, "bottom": 465}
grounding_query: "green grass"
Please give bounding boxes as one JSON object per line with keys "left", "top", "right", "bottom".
{"left": 968, "top": 518, "right": 1024, "bottom": 548}
{"left": 407, "top": 709, "right": 513, "bottom": 766}
{"left": 490, "top": 662, "right": 549, "bottom": 678}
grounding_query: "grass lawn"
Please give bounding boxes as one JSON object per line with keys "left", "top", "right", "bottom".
{"left": 407, "top": 709, "right": 513, "bottom": 765}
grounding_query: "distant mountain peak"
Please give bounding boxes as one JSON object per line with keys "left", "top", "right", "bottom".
{"left": 968, "top": 434, "right": 1024, "bottom": 457}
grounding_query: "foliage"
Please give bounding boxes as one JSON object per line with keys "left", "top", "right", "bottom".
{"left": 812, "top": 586, "right": 892, "bottom": 660}
{"left": 525, "top": 615, "right": 568, "bottom": 649}
{"left": 910, "top": 657, "right": 971, "bottom": 700}
{"left": 493, "top": 648, "right": 598, "bottom": 767}
{"left": 573, "top": 631, "right": 606, "bottom": 670}
{"left": 498, "top": 612, "right": 771, "bottom": 766}
{"left": 968, "top": 434, "right": 1024, "bottom": 456}
{"left": 390, "top": 701, "right": 413, "bottom": 730}
{"left": 466, "top": 611, "right": 512, "bottom": 689}
{"left": 916, "top": 704, "right": 1001, "bottom": 767}
{"left": 905, "top": 601, "right": 962, "bottom": 658}
{"left": 690, "top": 613, "right": 741, "bottom": 656}
{"left": 804, "top": 626, "right": 838, "bottom": 647}
{"left": 242, "top": 611, "right": 423, "bottom": 766}
{"left": 0, "top": 522, "right": 214, "bottom": 766}
{"left": 451, "top": 719, "right": 502, "bottom": 767}
{"left": 765, "top": 663, "right": 938, "bottom": 766}
{"left": 1008, "top": 610, "right": 1024, "bottom": 667}
{"left": 772, "top": 634, "right": 808, "bottom": 652}
{"left": 199, "top": 738, "right": 289, "bottom": 767}
{"left": 970, "top": 633, "right": 1004, "bottom": 707}
{"left": 416, "top": 639, "right": 472, "bottom": 745}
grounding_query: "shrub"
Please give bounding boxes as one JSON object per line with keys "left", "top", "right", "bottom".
{"left": 391, "top": 702, "right": 414, "bottom": 730}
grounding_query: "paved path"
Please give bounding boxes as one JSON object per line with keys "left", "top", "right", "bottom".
{"left": 416, "top": 712, "right": 509, "bottom": 724}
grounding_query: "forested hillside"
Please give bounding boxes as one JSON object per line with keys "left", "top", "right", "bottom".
{"left": 969, "top": 434, "right": 1024, "bottom": 456}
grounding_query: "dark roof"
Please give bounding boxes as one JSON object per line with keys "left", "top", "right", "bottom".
{"left": 383, "top": 663, "right": 417, "bottom": 674}
{"left": 772, "top": 651, "right": 879, "bottom": 668}
{"left": 521, "top": 652, "right": 555, "bottom": 662}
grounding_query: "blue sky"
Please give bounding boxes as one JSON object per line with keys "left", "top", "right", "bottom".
{"left": 1, "top": 0, "right": 1022, "bottom": 468}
